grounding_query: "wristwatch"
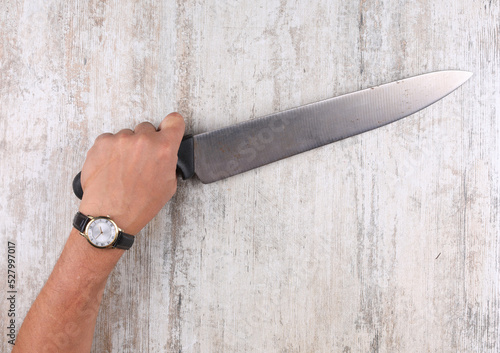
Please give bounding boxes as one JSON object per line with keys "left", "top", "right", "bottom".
{"left": 73, "top": 212, "right": 135, "bottom": 250}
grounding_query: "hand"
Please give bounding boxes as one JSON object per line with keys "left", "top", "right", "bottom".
{"left": 78, "top": 113, "right": 185, "bottom": 235}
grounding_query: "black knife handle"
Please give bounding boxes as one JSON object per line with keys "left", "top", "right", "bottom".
{"left": 72, "top": 135, "right": 195, "bottom": 200}
{"left": 72, "top": 171, "right": 84, "bottom": 200}
{"left": 176, "top": 135, "right": 195, "bottom": 180}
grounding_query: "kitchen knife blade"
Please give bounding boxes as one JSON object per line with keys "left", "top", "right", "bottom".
{"left": 73, "top": 70, "right": 472, "bottom": 199}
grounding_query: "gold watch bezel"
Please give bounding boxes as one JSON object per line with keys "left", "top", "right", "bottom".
{"left": 82, "top": 215, "right": 120, "bottom": 249}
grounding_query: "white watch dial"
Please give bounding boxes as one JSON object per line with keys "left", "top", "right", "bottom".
{"left": 87, "top": 218, "right": 118, "bottom": 247}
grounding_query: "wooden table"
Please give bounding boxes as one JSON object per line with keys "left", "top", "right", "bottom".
{"left": 1, "top": 1, "right": 499, "bottom": 352}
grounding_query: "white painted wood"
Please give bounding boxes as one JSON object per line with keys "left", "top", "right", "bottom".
{"left": 1, "top": 0, "right": 499, "bottom": 352}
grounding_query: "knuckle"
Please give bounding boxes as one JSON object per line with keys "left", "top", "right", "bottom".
{"left": 89, "top": 134, "right": 112, "bottom": 155}
{"left": 95, "top": 133, "right": 112, "bottom": 143}
{"left": 135, "top": 121, "right": 155, "bottom": 131}
{"left": 115, "top": 131, "right": 132, "bottom": 144}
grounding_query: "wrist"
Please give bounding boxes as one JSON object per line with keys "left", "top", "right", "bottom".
{"left": 78, "top": 200, "right": 141, "bottom": 235}
{"left": 66, "top": 229, "right": 125, "bottom": 281}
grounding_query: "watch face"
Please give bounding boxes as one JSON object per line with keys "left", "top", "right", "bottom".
{"left": 86, "top": 217, "right": 118, "bottom": 248}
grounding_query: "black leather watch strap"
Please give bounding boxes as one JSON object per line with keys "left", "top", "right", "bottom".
{"left": 73, "top": 212, "right": 134, "bottom": 250}
{"left": 73, "top": 211, "right": 90, "bottom": 232}
{"left": 114, "top": 232, "right": 135, "bottom": 250}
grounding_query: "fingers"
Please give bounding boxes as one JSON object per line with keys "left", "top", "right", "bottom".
{"left": 95, "top": 114, "right": 185, "bottom": 144}
{"left": 158, "top": 112, "right": 185, "bottom": 144}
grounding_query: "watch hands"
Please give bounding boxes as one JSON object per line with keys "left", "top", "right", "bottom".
{"left": 94, "top": 226, "right": 104, "bottom": 240}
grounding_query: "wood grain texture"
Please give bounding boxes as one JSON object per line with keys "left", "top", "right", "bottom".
{"left": 1, "top": 0, "right": 499, "bottom": 352}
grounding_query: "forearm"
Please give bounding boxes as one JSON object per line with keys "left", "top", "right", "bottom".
{"left": 13, "top": 229, "right": 124, "bottom": 353}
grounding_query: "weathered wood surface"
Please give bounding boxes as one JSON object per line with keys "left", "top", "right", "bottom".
{"left": 1, "top": 0, "right": 499, "bottom": 352}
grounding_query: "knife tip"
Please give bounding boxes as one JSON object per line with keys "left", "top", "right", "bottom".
{"left": 445, "top": 70, "right": 473, "bottom": 88}
{"left": 463, "top": 70, "right": 474, "bottom": 80}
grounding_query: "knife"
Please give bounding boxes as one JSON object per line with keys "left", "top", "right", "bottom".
{"left": 73, "top": 70, "right": 472, "bottom": 199}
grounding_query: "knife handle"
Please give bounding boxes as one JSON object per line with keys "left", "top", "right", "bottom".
{"left": 72, "top": 135, "right": 195, "bottom": 200}
{"left": 176, "top": 135, "right": 195, "bottom": 180}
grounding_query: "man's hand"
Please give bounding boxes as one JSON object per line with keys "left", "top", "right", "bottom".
{"left": 79, "top": 112, "right": 185, "bottom": 235}
{"left": 12, "top": 113, "right": 185, "bottom": 353}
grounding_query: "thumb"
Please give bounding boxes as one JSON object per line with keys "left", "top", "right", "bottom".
{"left": 158, "top": 112, "right": 186, "bottom": 145}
